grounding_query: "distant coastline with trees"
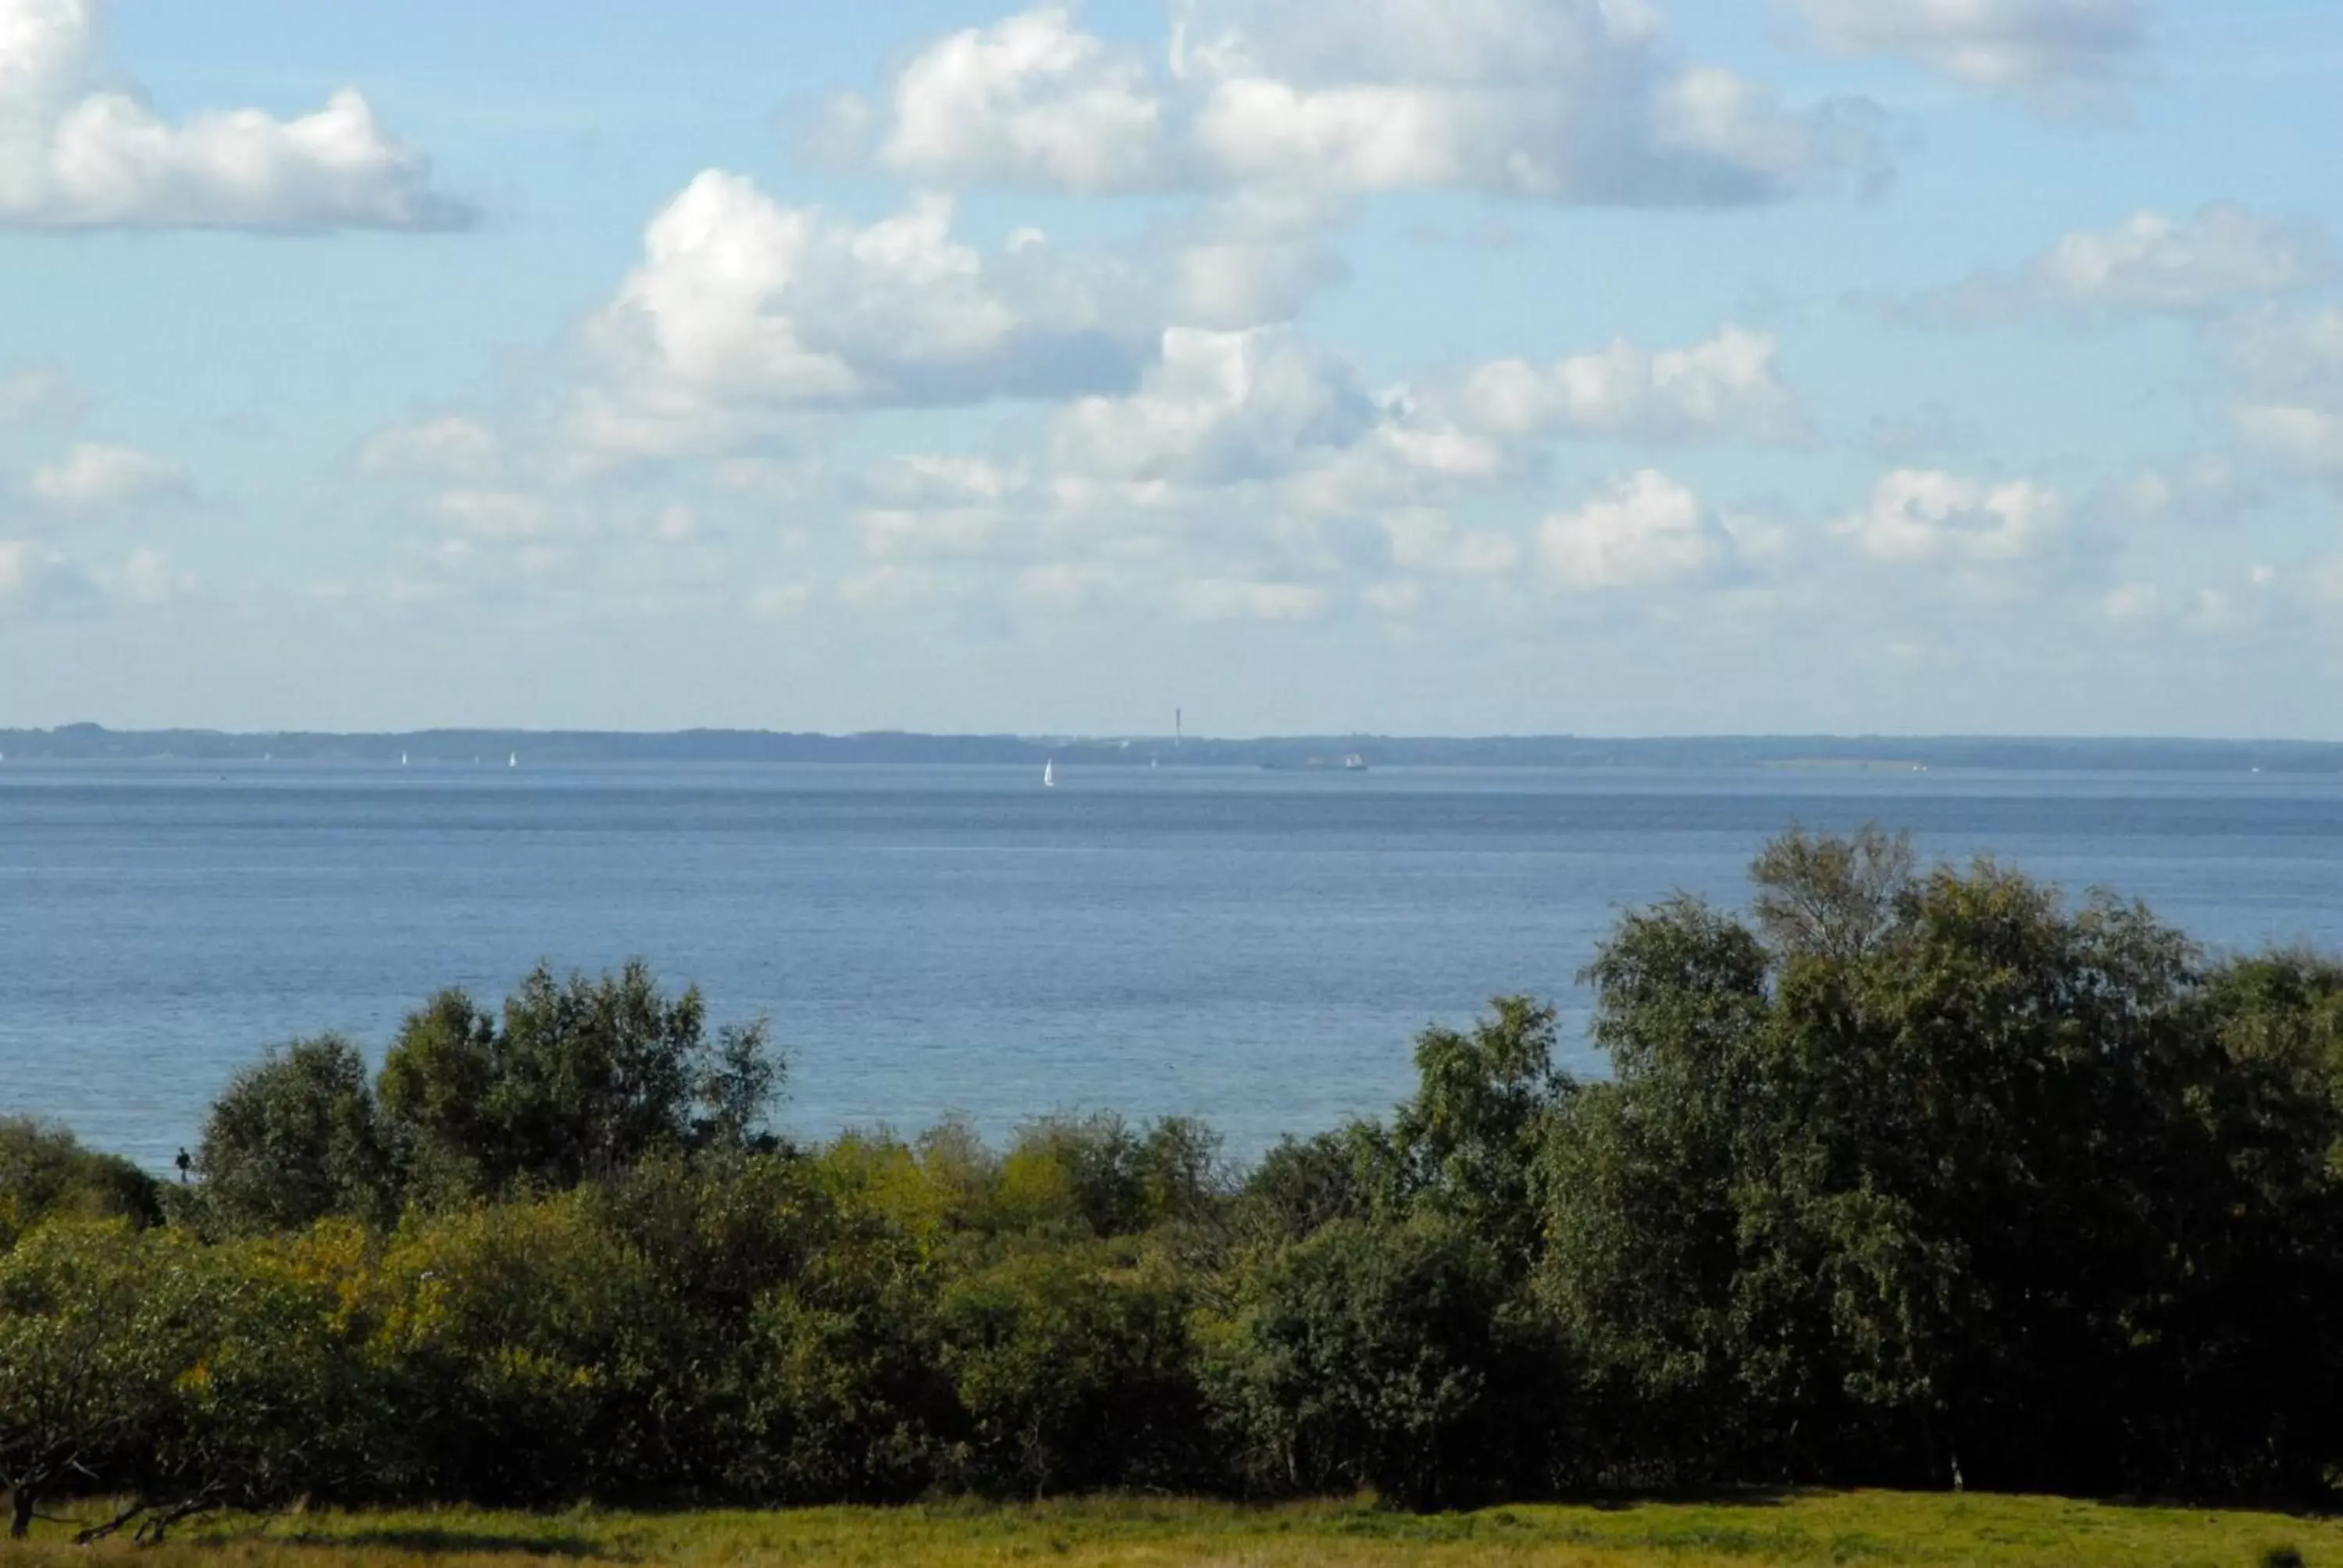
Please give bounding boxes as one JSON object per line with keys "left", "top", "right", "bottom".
{"left": 7, "top": 831, "right": 2343, "bottom": 1544}
{"left": 8, "top": 725, "right": 2343, "bottom": 774}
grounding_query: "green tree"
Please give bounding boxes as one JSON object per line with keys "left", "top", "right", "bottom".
{"left": 1540, "top": 830, "right": 2343, "bottom": 1495}
{"left": 938, "top": 1250, "right": 1205, "bottom": 1498}
{"left": 377, "top": 962, "right": 783, "bottom": 1204}
{"left": 0, "top": 1119, "right": 159, "bottom": 1252}
{"left": 188, "top": 1036, "right": 393, "bottom": 1235}
{"left": 1209, "top": 1216, "right": 1535, "bottom": 1509}
{"left": 0, "top": 1221, "right": 366, "bottom": 1541}
{"left": 1393, "top": 998, "right": 1568, "bottom": 1266}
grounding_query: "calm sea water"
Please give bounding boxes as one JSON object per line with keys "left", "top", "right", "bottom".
{"left": 7, "top": 761, "right": 2343, "bottom": 1170}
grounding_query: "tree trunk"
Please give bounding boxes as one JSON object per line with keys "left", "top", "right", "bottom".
{"left": 11, "top": 1487, "right": 35, "bottom": 1541}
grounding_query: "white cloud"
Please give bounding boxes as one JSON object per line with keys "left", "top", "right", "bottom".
{"left": 0, "top": 365, "right": 82, "bottom": 425}
{"left": 1050, "top": 326, "right": 1378, "bottom": 485}
{"left": 1184, "top": 0, "right": 1879, "bottom": 204}
{"left": 1382, "top": 510, "right": 1521, "bottom": 576}
{"left": 24, "top": 442, "right": 187, "bottom": 510}
{"left": 750, "top": 582, "right": 812, "bottom": 620}
{"left": 1015, "top": 560, "right": 1123, "bottom": 611}
{"left": 114, "top": 544, "right": 187, "bottom": 606}
{"left": 863, "top": 455, "right": 1031, "bottom": 507}
{"left": 428, "top": 489, "right": 552, "bottom": 539}
{"left": 1903, "top": 205, "right": 2334, "bottom": 326}
{"left": 2090, "top": 457, "right": 2258, "bottom": 528}
{"left": 1455, "top": 325, "right": 1806, "bottom": 444}
{"left": 1539, "top": 469, "right": 1733, "bottom": 590}
{"left": 2224, "top": 308, "right": 2343, "bottom": 482}
{"left": 1783, "top": 0, "right": 2147, "bottom": 114}
{"left": 358, "top": 416, "right": 501, "bottom": 480}
{"left": 0, "top": 0, "right": 472, "bottom": 231}
{"left": 863, "top": 8, "right": 1168, "bottom": 191}
{"left": 1838, "top": 468, "right": 2065, "bottom": 565}
{"left": 573, "top": 173, "right": 1175, "bottom": 461}
{"left": 828, "top": 1, "right": 1881, "bottom": 205}
{"left": 0, "top": 538, "right": 75, "bottom": 608}
{"left": 2100, "top": 581, "right": 2161, "bottom": 622}
{"left": 1173, "top": 576, "right": 1327, "bottom": 621}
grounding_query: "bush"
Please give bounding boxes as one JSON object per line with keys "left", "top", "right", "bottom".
{"left": 0, "top": 1119, "right": 159, "bottom": 1251}
{"left": 1208, "top": 1217, "right": 1535, "bottom": 1509}
{"left": 0, "top": 1221, "right": 369, "bottom": 1539}
{"left": 189, "top": 1037, "right": 393, "bottom": 1235}
{"left": 365, "top": 1196, "right": 693, "bottom": 1502}
{"left": 938, "top": 1249, "right": 1207, "bottom": 1497}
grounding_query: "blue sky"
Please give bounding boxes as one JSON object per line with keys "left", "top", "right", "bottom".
{"left": 3, "top": 0, "right": 2342, "bottom": 737}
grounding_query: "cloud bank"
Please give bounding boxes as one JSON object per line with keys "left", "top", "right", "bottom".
{"left": 0, "top": 0, "right": 473, "bottom": 231}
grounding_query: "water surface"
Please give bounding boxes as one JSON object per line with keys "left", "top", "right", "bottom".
{"left": 5, "top": 761, "right": 2342, "bottom": 1167}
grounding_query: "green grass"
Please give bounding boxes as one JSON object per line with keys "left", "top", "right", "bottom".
{"left": 8, "top": 1491, "right": 2335, "bottom": 1566}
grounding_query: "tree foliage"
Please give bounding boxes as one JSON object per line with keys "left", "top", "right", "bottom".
{"left": 9, "top": 858, "right": 2343, "bottom": 1524}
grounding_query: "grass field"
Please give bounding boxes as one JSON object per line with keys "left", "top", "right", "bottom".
{"left": 6, "top": 1491, "right": 2335, "bottom": 1566}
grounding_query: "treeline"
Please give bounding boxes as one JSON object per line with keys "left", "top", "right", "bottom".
{"left": 7, "top": 830, "right": 2343, "bottom": 1541}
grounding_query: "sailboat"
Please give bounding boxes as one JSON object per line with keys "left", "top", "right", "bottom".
{"left": 400, "top": 752, "right": 408, "bottom": 768}
{"left": 1043, "top": 759, "right": 1057, "bottom": 789}
{"left": 508, "top": 752, "right": 519, "bottom": 770}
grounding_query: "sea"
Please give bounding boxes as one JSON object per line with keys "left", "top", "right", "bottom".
{"left": 6, "top": 761, "right": 2343, "bottom": 1171}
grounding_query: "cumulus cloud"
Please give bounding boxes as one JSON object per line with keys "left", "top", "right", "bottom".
{"left": 2089, "top": 457, "right": 2259, "bottom": 528}
{"left": 357, "top": 416, "right": 502, "bottom": 480}
{"left": 858, "top": 8, "right": 1168, "bottom": 191}
{"left": 1173, "top": 576, "right": 1327, "bottom": 622}
{"left": 2224, "top": 308, "right": 2343, "bottom": 482}
{"left": 0, "top": 365, "right": 83, "bottom": 425}
{"left": 572, "top": 173, "right": 1190, "bottom": 462}
{"left": 1783, "top": 0, "right": 2148, "bottom": 115}
{"left": 428, "top": 489, "right": 553, "bottom": 540}
{"left": 0, "top": 538, "right": 76, "bottom": 608}
{"left": 0, "top": 0, "right": 473, "bottom": 231}
{"left": 1050, "top": 326, "right": 1379, "bottom": 485}
{"left": 824, "top": 1, "right": 1883, "bottom": 205}
{"left": 1902, "top": 205, "right": 2336, "bottom": 326}
{"left": 1382, "top": 510, "right": 1521, "bottom": 577}
{"left": 1539, "top": 469, "right": 1735, "bottom": 590}
{"left": 1453, "top": 325, "right": 1806, "bottom": 444}
{"left": 23, "top": 442, "right": 187, "bottom": 510}
{"left": 113, "top": 544, "right": 188, "bottom": 606}
{"left": 1838, "top": 468, "right": 2065, "bottom": 565}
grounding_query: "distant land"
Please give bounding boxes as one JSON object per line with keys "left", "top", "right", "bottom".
{"left": 4, "top": 723, "right": 2342, "bottom": 774}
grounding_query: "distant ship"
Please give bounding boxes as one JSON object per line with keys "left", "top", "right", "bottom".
{"left": 1261, "top": 753, "right": 1371, "bottom": 773}
{"left": 1043, "top": 759, "right": 1057, "bottom": 789}
{"left": 508, "top": 752, "right": 519, "bottom": 769}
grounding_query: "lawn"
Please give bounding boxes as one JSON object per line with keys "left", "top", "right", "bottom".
{"left": 6, "top": 1491, "right": 2334, "bottom": 1566}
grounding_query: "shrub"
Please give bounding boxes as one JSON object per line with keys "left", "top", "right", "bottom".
{"left": 0, "top": 1119, "right": 159, "bottom": 1252}
{"left": 1208, "top": 1217, "right": 1529, "bottom": 1509}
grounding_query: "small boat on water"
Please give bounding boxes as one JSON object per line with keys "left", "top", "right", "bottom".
{"left": 1043, "top": 759, "right": 1057, "bottom": 789}
{"left": 508, "top": 752, "right": 519, "bottom": 770}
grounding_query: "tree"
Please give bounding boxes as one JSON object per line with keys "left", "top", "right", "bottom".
{"left": 938, "top": 1250, "right": 1205, "bottom": 1497}
{"left": 0, "top": 1221, "right": 364, "bottom": 1541}
{"left": 1539, "top": 830, "right": 2343, "bottom": 1495}
{"left": 1393, "top": 999, "right": 1568, "bottom": 1267}
{"left": 188, "top": 1037, "right": 393, "bottom": 1235}
{"left": 1208, "top": 1216, "right": 1533, "bottom": 1510}
{"left": 377, "top": 962, "right": 784, "bottom": 1203}
{"left": 0, "top": 1120, "right": 159, "bottom": 1252}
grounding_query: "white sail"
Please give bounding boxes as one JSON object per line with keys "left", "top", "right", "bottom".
{"left": 1043, "top": 759, "right": 1056, "bottom": 788}
{"left": 509, "top": 752, "right": 519, "bottom": 769}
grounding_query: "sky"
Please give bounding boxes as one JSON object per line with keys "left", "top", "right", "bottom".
{"left": 3, "top": 0, "right": 2343, "bottom": 737}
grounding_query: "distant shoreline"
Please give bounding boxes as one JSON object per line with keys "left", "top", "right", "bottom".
{"left": 4, "top": 724, "right": 2341, "bottom": 774}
